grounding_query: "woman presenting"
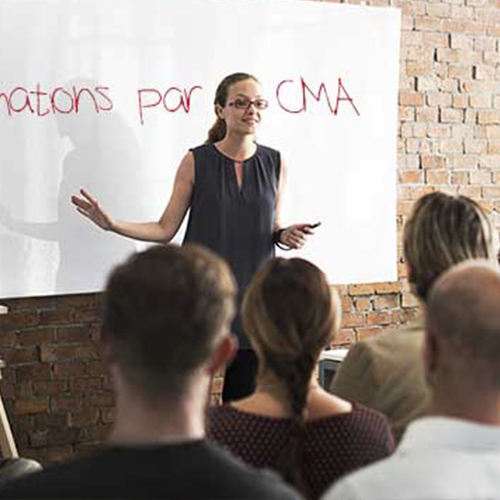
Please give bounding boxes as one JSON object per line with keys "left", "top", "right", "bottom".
{"left": 71, "top": 72, "right": 316, "bottom": 402}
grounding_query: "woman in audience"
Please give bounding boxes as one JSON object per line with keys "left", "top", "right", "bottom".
{"left": 207, "top": 257, "right": 394, "bottom": 500}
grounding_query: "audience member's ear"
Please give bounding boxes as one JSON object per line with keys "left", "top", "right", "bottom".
{"left": 405, "top": 261, "right": 417, "bottom": 297}
{"left": 207, "top": 334, "right": 238, "bottom": 376}
{"left": 423, "top": 326, "right": 439, "bottom": 387}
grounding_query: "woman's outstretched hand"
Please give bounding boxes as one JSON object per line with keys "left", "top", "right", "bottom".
{"left": 71, "top": 189, "right": 114, "bottom": 231}
{"left": 279, "top": 223, "right": 317, "bottom": 249}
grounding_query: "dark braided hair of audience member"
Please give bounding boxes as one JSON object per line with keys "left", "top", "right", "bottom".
{"left": 205, "top": 72, "right": 259, "bottom": 144}
{"left": 403, "top": 192, "right": 497, "bottom": 302}
{"left": 242, "top": 258, "right": 339, "bottom": 498}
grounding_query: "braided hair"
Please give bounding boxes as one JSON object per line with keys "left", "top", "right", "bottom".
{"left": 242, "top": 258, "right": 340, "bottom": 496}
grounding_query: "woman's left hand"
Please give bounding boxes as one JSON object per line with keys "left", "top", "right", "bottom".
{"left": 279, "top": 224, "right": 315, "bottom": 249}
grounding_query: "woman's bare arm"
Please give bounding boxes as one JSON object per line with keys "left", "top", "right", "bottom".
{"left": 71, "top": 152, "right": 195, "bottom": 243}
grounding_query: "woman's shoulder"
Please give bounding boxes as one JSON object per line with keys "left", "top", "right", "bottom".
{"left": 207, "top": 404, "right": 294, "bottom": 438}
{"left": 189, "top": 143, "right": 213, "bottom": 155}
{"left": 255, "top": 144, "right": 281, "bottom": 162}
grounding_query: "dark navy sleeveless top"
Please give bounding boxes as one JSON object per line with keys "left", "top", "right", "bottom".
{"left": 183, "top": 143, "right": 281, "bottom": 348}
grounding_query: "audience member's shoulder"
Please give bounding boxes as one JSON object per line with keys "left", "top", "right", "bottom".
{"left": 352, "top": 317, "right": 425, "bottom": 355}
{"left": 344, "top": 404, "right": 395, "bottom": 447}
{"left": 207, "top": 442, "right": 301, "bottom": 500}
{"left": 0, "top": 458, "right": 42, "bottom": 488}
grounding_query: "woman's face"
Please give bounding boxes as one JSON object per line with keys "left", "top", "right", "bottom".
{"left": 218, "top": 79, "right": 267, "bottom": 137}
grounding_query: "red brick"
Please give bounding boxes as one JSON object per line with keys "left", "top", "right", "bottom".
{"left": 342, "top": 313, "right": 364, "bottom": 328}
{"left": 40, "top": 343, "right": 98, "bottom": 363}
{"left": 400, "top": 92, "right": 425, "bottom": 107}
{"left": 366, "top": 311, "right": 392, "bottom": 326}
{"left": 39, "top": 310, "right": 74, "bottom": 326}
{"left": 15, "top": 398, "right": 49, "bottom": 415}
{"left": 51, "top": 396, "right": 84, "bottom": 412}
{"left": 12, "top": 415, "right": 36, "bottom": 432}
{"left": 399, "top": 170, "right": 424, "bottom": 184}
{"left": 56, "top": 326, "right": 92, "bottom": 343}
{"left": 73, "top": 309, "right": 99, "bottom": 323}
{"left": 414, "top": 16, "right": 442, "bottom": 32}
{"left": 478, "top": 110, "right": 500, "bottom": 124}
{"left": 15, "top": 363, "right": 52, "bottom": 383}
{"left": 451, "top": 125, "right": 474, "bottom": 139}
{"left": 440, "top": 108, "right": 464, "bottom": 123}
{"left": 426, "top": 170, "right": 449, "bottom": 184}
{"left": 33, "top": 380, "right": 68, "bottom": 397}
{"left": 428, "top": 124, "right": 451, "bottom": 138}
{"left": 0, "top": 312, "right": 39, "bottom": 330}
{"left": 421, "top": 155, "right": 446, "bottom": 169}
{"left": 34, "top": 412, "right": 68, "bottom": 429}
{"left": 416, "top": 107, "right": 439, "bottom": 122}
{"left": 483, "top": 187, "right": 500, "bottom": 199}
{"left": 18, "top": 328, "right": 56, "bottom": 346}
{"left": 0, "top": 381, "right": 15, "bottom": 398}
{"left": 88, "top": 360, "right": 108, "bottom": 377}
{"left": 86, "top": 392, "right": 114, "bottom": 408}
{"left": 332, "top": 328, "right": 356, "bottom": 346}
{"left": 373, "top": 295, "right": 400, "bottom": 310}
{"left": 0, "top": 331, "right": 18, "bottom": 347}
{"left": 458, "top": 186, "right": 481, "bottom": 198}
{"left": 469, "top": 170, "right": 492, "bottom": 184}
{"left": 15, "top": 382, "right": 34, "bottom": 399}
{"left": 357, "top": 327, "right": 383, "bottom": 341}
{"left": 69, "top": 377, "right": 103, "bottom": 393}
{"left": 464, "top": 139, "right": 487, "bottom": 154}
{"left": 452, "top": 95, "right": 468, "bottom": 109}
{"left": 354, "top": 297, "right": 372, "bottom": 312}
{"left": 348, "top": 283, "right": 375, "bottom": 295}
{"left": 402, "top": 294, "right": 420, "bottom": 308}
{"left": 423, "top": 32, "right": 448, "bottom": 47}
{"left": 68, "top": 408, "right": 100, "bottom": 428}
{"left": 53, "top": 361, "right": 87, "bottom": 378}
{"left": 374, "top": 282, "right": 401, "bottom": 293}
{"left": 0, "top": 347, "right": 38, "bottom": 364}
{"left": 60, "top": 294, "right": 96, "bottom": 308}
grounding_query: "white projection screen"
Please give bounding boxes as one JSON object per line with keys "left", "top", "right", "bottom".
{"left": 0, "top": 0, "right": 401, "bottom": 298}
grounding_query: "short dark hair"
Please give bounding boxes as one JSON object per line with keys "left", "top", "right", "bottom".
{"left": 102, "top": 244, "right": 236, "bottom": 402}
{"left": 403, "top": 192, "right": 496, "bottom": 301}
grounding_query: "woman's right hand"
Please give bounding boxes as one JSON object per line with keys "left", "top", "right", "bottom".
{"left": 71, "top": 189, "right": 114, "bottom": 231}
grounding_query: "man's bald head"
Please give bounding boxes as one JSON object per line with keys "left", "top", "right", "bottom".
{"left": 427, "top": 260, "right": 500, "bottom": 390}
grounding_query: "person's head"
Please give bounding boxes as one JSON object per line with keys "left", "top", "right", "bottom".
{"left": 403, "top": 192, "right": 497, "bottom": 302}
{"left": 206, "top": 72, "right": 267, "bottom": 144}
{"left": 242, "top": 257, "right": 340, "bottom": 493}
{"left": 101, "top": 244, "right": 236, "bottom": 407}
{"left": 426, "top": 261, "right": 500, "bottom": 414}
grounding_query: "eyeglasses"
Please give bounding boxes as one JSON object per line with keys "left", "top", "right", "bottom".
{"left": 227, "top": 98, "right": 269, "bottom": 110}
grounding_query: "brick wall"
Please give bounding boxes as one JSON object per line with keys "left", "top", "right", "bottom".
{"left": 1, "top": 0, "right": 499, "bottom": 465}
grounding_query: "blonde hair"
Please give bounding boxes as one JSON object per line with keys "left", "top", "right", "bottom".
{"left": 403, "top": 192, "right": 496, "bottom": 301}
{"left": 242, "top": 257, "right": 340, "bottom": 495}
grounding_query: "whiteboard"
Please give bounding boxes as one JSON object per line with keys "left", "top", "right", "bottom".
{"left": 0, "top": 0, "right": 400, "bottom": 298}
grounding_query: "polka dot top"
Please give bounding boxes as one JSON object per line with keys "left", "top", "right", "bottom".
{"left": 207, "top": 402, "right": 395, "bottom": 500}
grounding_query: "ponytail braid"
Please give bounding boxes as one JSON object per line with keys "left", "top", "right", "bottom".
{"left": 267, "top": 352, "right": 317, "bottom": 498}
